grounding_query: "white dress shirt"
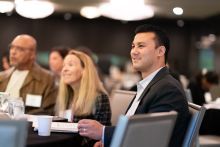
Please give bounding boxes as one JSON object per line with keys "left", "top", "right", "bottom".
{"left": 125, "top": 67, "right": 163, "bottom": 117}
{"left": 5, "top": 70, "right": 29, "bottom": 98}
{"left": 102, "top": 67, "right": 163, "bottom": 143}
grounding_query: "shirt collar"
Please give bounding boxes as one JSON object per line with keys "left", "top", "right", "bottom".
{"left": 137, "top": 67, "right": 164, "bottom": 91}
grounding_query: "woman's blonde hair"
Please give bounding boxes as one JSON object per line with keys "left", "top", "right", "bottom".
{"left": 55, "top": 50, "right": 107, "bottom": 116}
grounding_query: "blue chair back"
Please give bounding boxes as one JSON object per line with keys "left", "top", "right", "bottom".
{"left": 0, "top": 120, "right": 28, "bottom": 147}
{"left": 110, "top": 111, "right": 177, "bottom": 147}
{"left": 182, "top": 102, "right": 206, "bottom": 147}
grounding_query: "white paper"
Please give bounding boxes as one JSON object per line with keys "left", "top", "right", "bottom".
{"left": 33, "top": 121, "right": 78, "bottom": 133}
{"left": 51, "top": 122, "right": 78, "bottom": 133}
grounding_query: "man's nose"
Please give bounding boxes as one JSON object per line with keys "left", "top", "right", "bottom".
{"left": 131, "top": 47, "right": 138, "bottom": 55}
{"left": 10, "top": 48, "right": 17, "bottom": 55}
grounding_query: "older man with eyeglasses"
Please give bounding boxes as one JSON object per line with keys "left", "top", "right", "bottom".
{"left": 0, "top": 34, "right": 57, "bottom": 115}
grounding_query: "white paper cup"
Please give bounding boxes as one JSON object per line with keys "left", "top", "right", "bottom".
{"left": 37, "top": 115, "right": 53, "bottom": 136}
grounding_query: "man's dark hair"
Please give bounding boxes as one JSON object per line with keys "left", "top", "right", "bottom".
{"left": 135, "top": 24, "right": 170, "bottom": 63}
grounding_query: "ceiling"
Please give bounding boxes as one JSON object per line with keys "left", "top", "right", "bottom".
{"left": 49, "top": 0, "right": 220, "bottom": 19}
{"left": 5, "top": 0, "right": 220, "bottom": 19}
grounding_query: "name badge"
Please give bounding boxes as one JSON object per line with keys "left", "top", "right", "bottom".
{"left": 25, "top": 94, "right": 42, "bottom": 107}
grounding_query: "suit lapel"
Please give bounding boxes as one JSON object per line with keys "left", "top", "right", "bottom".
{"left": 138, "top": 67, "right": 169, "bottom": 102}
{"left": 125, "top": 93, "right": 136, "bottom": 114}
{"left": 125, "top": 67, "right": 169, "bottom": 114}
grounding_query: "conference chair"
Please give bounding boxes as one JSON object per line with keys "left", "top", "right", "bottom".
{"left": 110, "top": 90, "right": 136, "bottom": 125}
{"left": 110, "top": 111, "right": 177, "bottom": 147}
{"left": 182, "top": 102, "right": 206, "bottom": 147}
{"left": 0, "top": 120, "right": 28, "bottom": 147}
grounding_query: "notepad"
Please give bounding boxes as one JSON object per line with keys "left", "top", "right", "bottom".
{"left": 51, "top": 122, "right": 78, "bottom": 133}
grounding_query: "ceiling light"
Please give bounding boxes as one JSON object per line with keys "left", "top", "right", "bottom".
{"left": 0, "top": 1, "right": 14, "bottom": 13}
{"left": 15, "top": 0, "right": 54, "bottom": 19}
{"left": 99, "top": 0, "right": 154, "bottom": 21}
{"left": 173, "top": 7, "right": 183, "bottom": 15}
{"left": 80, "top": 6, "right": 101, "bottom": 19}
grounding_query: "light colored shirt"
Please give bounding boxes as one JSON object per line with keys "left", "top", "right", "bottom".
{"left": 125, "top": 67, "right": 163, "bottom": 116}
{"left": 102, "top": 67, "right": 164, "bottom": 143}
{"left": 5, "top": 70, "right": 29, "bottom": 98}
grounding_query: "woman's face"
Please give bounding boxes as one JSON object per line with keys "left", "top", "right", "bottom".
{"left": 61, "top": 54, "right": 84, "bottom": 87}
{"left": 49, "top": 51, "right": 64, "bottom": 75}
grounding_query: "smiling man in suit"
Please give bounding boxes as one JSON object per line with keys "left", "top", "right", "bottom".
{"left": 78, "top": 25, "right": 190, "bottom": 147}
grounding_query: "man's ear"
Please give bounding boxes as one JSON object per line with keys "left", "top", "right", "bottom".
{"left": 157, "top": 46, "right": 166, "bottom": 57}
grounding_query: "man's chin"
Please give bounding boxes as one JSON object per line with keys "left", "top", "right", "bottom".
{"left": 132, "top": 65, "right": 140, "bottom": 70}
{"left": 10, "top": 63, "right": 18, "bottom": 68}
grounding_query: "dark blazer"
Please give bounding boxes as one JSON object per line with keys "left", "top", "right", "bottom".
{"left": 104, "top": 67, "right": 190, "bottom": 147}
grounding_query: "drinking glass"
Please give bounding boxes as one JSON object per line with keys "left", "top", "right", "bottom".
{"left": 8, "top": 98, "right": 25, "bottom": 119}
{"left": 0, "top": 92, "right": 10, "bottom": 112}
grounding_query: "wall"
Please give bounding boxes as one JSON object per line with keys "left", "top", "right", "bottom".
{"left": 0, "top": 13, "right": 219, "bottom": 77}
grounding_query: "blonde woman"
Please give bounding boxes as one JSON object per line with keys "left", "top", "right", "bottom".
{"left": 55, "top": 50, "right": 111, "bottom": 126}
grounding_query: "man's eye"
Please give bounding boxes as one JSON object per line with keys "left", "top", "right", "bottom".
{"left": 138, "top": 45, "right": 144, "bottom": 48}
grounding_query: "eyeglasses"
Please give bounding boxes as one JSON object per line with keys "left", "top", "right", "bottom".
{"left": 8, "top": 44, "right": 32, "bottom": 52}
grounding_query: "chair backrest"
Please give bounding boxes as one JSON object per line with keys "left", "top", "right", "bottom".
{"left": 182, "top": 102, "right": 206, "bottom": 147}
{"left": 0, "top": 120, "right": 28, "bottom": 147}
{"left": 110, "top": 90, "right": 136, "bottom": 125}
{"left": 110, "top": 111, "right": 177, "bottom": 147}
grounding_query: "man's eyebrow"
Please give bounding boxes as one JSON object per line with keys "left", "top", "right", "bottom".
{"left": 135, "top": 42, "right": 146, "bottom": 45}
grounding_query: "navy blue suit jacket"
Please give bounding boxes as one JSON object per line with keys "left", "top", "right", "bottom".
{"left": 104, "top": 67, "right": 190, "bottom": 147}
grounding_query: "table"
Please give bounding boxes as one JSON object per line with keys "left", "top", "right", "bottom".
{"left": 26, "top": 123, "right": 82, "bottom": 147}
{"left": 200, "top": 109, "right": 220, "bottom": 135}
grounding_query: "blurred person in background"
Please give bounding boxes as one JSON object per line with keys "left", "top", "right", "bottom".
{"left": 49, "top": 46, "right": 69, "bottom": 86}
{"left": 104, "top": 62, "right": 141, "bottom": 93}
{"left": 121, "top": 61, "right": 141, "bottom": 91}
{"left": 188, "top": 70, "right": 219, "bottom": 105}
{"left": 1, "top": 51, "right": 10, "bottom": 71}
{"left": 55, "top": 50, "right": 111, "bottom": 146}
{"left": 104, "top": 65, "right": 123, "bottom": 93}
{"left": 0, "top": 34, "right": 57, "bottom": 114}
